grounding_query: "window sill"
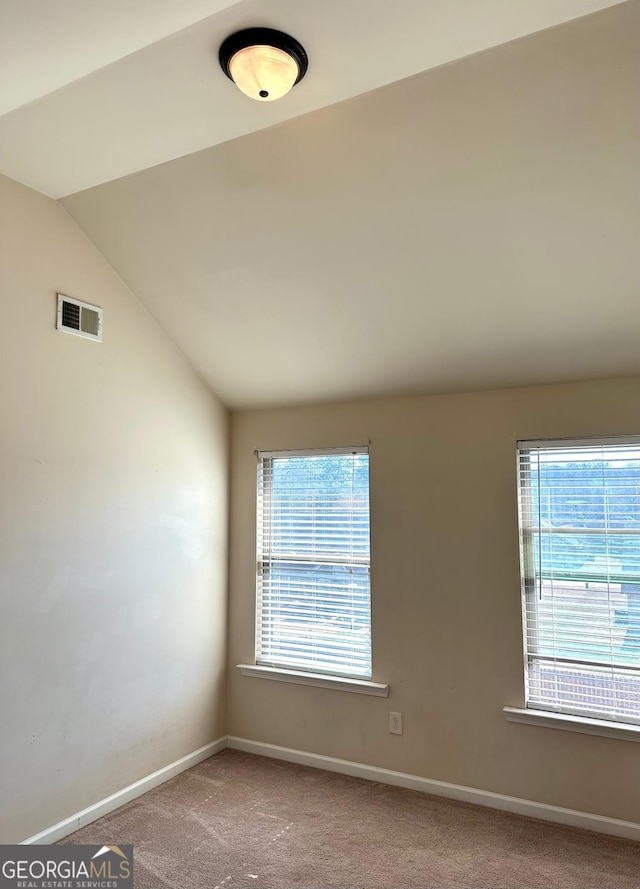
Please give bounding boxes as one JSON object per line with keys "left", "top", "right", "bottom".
{"left": 503, "top": 706, "right": 640, "bottom": 742}
{"left": 237, "top": 664, "right": 389, "bottom": 697}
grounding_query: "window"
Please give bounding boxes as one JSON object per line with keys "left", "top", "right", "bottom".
{"left": 517, "top": 437, "right": 640, "bottom": 725}
{"left": 256, "top": 447, "right": 371, "bottom": 679}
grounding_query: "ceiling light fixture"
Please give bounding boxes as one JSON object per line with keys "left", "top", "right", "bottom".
{"left": 219, "top": 28, "right": 308, "bottom": 102}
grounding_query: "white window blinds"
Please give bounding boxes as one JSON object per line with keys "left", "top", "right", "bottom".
{"left": 256, "top": 447, "right": 371, "bottom": 679}
{"left": 517, "top": 437, "right": 640, "bottom": 725}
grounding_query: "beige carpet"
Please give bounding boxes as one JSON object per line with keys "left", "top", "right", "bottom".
{"left": 59, "top": 749, "right": 639, "bottom": 888}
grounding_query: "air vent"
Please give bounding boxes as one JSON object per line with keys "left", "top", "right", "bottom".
{"left": 57, "top": 294, "right": 102, "bottom": 342}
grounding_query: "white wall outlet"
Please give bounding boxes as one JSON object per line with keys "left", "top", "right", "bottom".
{"left": 389, "top": 711, "right": 403, "bottom": 735}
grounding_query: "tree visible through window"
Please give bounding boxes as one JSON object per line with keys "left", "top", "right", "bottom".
{"left": 256, "top": 448, "right": 371, "bottom": 679}
{"left": 517, "top": 437, "right": 640, "bottom": 725}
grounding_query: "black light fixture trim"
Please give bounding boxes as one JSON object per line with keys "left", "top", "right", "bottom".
{"left": 219, "top": 28, "right": 308, "bottom": 88}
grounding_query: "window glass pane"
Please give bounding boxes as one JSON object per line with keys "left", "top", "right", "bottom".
{"left": 528, "top": 660, "right": 640, "bottom": 723}
{"left": 257, "top": 450, "right": 371, "bottom": 679}
{"left": 519, "top": 439, "right": 640, "bottom": 724}
{"left": 258, "top": 563, "right": 371, "bottom": 676}
{"left": 270, "top": 455, "right": 370, "bottom": 559}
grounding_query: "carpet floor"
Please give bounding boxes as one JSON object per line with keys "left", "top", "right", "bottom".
{"left": 59, "top": 749, "right": 639, "bottom": 889}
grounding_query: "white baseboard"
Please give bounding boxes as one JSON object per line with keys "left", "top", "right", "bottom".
{"left": 22, "top": 734, "right": 640, "bottom": 845}
{"left": 22, "top": 737, "right": 228, "bottom": 845}
{"left": 227, "top": 736, "right": 640, "bottom": 842}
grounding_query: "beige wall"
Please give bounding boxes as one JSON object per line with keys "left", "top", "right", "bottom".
{"left": 228, "top": 377, "right": 640, "bottom": 823}
{"left": 0, "top": 174, "right": 229, "bottom": 843}
{"left": 2, "top": 168, "right": 638, "bottom": 838}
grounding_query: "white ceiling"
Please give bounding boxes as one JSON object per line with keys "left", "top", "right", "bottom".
{"left": 62, "top": 2, "right": 640, "bottom": 409}
{"left": 0, "top": 0, "right": 628, "bottom": 197}
{"left": 0, "top": 0, "right": 242, "bottom": 116}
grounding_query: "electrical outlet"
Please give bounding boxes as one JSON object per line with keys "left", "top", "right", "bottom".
{"left": 389, "top": 711, "right": 403, "bottom": 735}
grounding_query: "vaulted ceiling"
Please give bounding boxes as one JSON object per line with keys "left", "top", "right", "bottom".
{"left": 3, "top": 0, "right": 639, "bottom": 408}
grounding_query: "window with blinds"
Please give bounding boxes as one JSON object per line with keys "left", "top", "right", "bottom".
{"left": 256, "top": 447, "right": 371, "bottom": 679}
{"left": 517, "top": 437, "right": 640, "bottom": 725}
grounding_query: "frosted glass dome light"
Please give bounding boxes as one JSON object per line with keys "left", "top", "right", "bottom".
{"left": 219, "top": 29, "right": 308, "bottom": 102}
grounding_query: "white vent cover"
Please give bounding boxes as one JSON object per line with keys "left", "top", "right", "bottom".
{"left": 57, "top": 293, "right": 102, "bottom": 342}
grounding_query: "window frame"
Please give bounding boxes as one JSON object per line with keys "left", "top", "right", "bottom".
{"left": 515, "top": 435, "right": 640, "bottom": 729}
{"left": 254, "top": 445, "right": 373, "bottom": 682}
